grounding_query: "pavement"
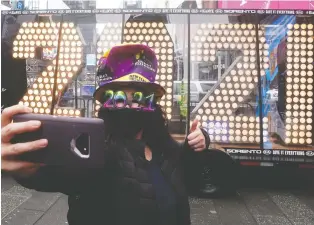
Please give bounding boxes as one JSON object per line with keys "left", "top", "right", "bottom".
{"left": 1, "top": 168, "right": 314, "bottom": 225}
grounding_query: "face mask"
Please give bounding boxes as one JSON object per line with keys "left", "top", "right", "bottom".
{"left": 98, "top": 108, "right": 147, "bottom": 139}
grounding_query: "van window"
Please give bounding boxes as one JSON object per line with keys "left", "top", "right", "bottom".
{"left": 191, "top": 83, "right": 197, "bottom": 92}
{"left": 200, "top": 83, "right": 214, "bottom": 92}
{"left": 174, "top": 83, "right": 179, "bottom": 94}
{"left": 174, "top": 82, "right": 197, "bottom": 93}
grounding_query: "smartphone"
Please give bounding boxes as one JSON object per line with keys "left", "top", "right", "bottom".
{"left": 12, "top": 113, "right": 106, "bottom": 168}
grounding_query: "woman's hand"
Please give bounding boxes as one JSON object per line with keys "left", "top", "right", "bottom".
{"left": 187, "top": 120, "right": 207, "bottom": 152}
{"left": 1, "top": 105, "right": 48, "bottom": 178}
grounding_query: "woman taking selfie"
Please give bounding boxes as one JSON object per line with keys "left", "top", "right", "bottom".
{"left": 1, "top": 44, "right": 210, "bottom": 225}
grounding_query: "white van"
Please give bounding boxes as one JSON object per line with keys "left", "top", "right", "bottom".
{"left": 173, "top": 80, "right": 216, "bottom": 104}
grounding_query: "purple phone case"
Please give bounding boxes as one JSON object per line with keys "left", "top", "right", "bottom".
{"left": 12, "top": 113, "right": 106, "bottom": 168}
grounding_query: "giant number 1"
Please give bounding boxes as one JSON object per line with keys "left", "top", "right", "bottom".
{"left": 192, "top": 22, "right": 313, "bottom": 145}
{"left": 285, "top": 23, "right": 313, "bottom": 145}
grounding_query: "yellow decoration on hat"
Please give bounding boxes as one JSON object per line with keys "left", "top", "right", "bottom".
{"left": 102, "top": 49, "right": 110, "bottom": 58}
{"left": 135, "top": 50, "right": 145, "bottom": 60}
{"left": 115, "top": 73, "right": 149, "bottom": 82}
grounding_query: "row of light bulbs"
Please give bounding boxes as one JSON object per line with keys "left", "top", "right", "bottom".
{"left": 13, "top": 40, "right": 82, "bottom": 47}
{"left": 17, "top": 29, "right": 77, "bottom": 37}
{"left": 124, "top": 27, "right": 168, "bottom": 35}
{"left": 17, "top": 103, "right": 81, "bottom": 117}
{"left": 125, "top": 22, "right": 165, "bottom": 28}
{"left": 192, "top": 42, "right": 270, "bottom": 51}
{"left": 200, "top": 23, "right": 254, "bottom": 30}
{"left": 13, "top": 40, "right": 82, "bottom": 48}
{"left": 287, "top": 23, "right": 313, "bottom": 29}
{"left": 22, "top": 22, "right": 75, "bottom": 28}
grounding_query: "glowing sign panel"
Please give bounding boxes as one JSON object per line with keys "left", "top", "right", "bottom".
{"left": 15, "top": 22, "right": 83, "bottom": 117}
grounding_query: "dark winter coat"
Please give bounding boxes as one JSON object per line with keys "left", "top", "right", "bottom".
{"left": 16, "top": 131, "right": 210, "bottom": 225}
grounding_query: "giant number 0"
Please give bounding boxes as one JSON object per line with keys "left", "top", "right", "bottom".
{"left": 94, "top": 22, "right": 122, "bottom": 117}
{"left": 94, "top": 21, "right": 175, "bottom": 120}
{"left": 122, "top": 21, "right": 175, "bottom": 120}
{"left": 14, "top": 22, "right": 83, "bottom": 117}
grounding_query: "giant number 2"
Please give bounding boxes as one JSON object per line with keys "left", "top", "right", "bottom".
{"left": 14, "top": 22, "right": 83, "bottom": 117}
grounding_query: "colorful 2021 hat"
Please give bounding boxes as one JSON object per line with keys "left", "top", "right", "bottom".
{"left": 93, "top": 43, "right": 166, "bottom": 102}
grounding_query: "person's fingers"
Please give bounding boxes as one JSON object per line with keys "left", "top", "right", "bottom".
{"left": 190, "top": 142, "right": 205, "bottom": 149}
{"left": 14, "top": 163, "right": 44, "bottom": 178}
{"left": 2, "top": 161, "right": 41, "bottom": 173}
{"left": 190, "top": 119, "right": 198, "bottom": 133}
{"left": 188, "top": 136, "right": 201, "bottom": 146}
{"left": 1, "top": 120, "right": 42, "bottom": 143}
{"left": 1, "top": 105, "right": 32, "bottom": 128}
{"left": 194, "top": 148, "right": 204, "bottom": 152}
{"left": 2, "top": 139, "right": 48, "bottom": 158}
{"left": 187, "top": 129, "right": 202, "bottom": 141}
